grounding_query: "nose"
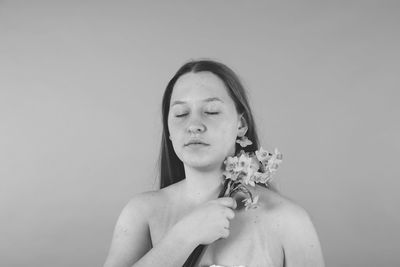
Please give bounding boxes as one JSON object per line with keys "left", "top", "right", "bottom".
{"left": 187, "top": 119, "right": 206, "bottom": 134}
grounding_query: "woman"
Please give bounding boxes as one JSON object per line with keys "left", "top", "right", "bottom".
{"left": 104, "top": 60, "right": 325, "bottom": 267}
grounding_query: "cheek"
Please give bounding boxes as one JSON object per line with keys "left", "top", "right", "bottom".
{"left": 215, "top": 121, "right": 237, "bottom": 146}
{"left": 168, "top": 117, "right": 179, "bottom": 137}
{"left": 168, "top": 120, "right": 185, "bottom": 149}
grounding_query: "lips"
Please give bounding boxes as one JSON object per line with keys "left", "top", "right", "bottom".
{"left": 184, "top": 139, "right": 210, "bottom": 146}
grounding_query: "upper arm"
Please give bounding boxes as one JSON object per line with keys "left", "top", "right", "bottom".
{"left": 279, "top": 203, "right": 325, "bottom": 267}
{"left": 104, "top": 192, "right": 154, "bottom": 267}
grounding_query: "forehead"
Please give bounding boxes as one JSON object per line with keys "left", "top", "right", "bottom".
{"left": 170, "top": 71, "right": 233, "bottom": 104}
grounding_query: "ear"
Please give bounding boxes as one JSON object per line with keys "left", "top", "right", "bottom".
{"left": 237, "top": 114, "right": 248, "bottom": 137}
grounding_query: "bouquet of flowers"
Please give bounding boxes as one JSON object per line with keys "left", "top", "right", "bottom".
{"left": 183, "top": 135, "right": 283, "bottom": 267}
{"left": 221, "top": 135, "right": 283, "bottom": 210}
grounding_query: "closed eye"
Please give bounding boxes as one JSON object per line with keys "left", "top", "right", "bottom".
{"left": 175, "top": 113, "right": 188, "bottom": 118}
{"left": 175, "top": 112, "right": 219, "bottom": 117}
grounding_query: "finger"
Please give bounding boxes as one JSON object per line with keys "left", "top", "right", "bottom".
{"left": 222, "top": 227, "right": 230, "bottom": 238}
{"left": 223, "top": 207, "right": 235, "bottom": 220}
{"left": 224, "top": 219, "right": 230, "bottom": 229}
{"left": 218, "top": 197, "right": 237, "bottom": 209}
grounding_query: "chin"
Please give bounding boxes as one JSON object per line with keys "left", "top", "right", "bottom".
{"left": 184, "top": 158, "right": 213, "bottom": 168}
{"left": 189, "top": 164, "right": 216, "bottom": 172}
{"left": 182, "top": 155, "right": 224, "bottom": 172}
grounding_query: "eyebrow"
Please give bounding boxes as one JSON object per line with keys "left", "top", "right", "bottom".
{"left": 171, "top": 97, "right": 224, "bottom": 107}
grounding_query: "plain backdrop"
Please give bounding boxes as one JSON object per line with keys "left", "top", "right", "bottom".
{"left": 1, "top": 1, "right": 399, "bottom": 267}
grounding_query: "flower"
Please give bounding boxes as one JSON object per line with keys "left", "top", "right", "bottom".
{"left": 243, "top": 195, "right": 259, "bottom": 210}
{"left": 253, "top": 171, "right": 272, "bottom": 184}
{"left": 264, "top": 148, "right": 283, "bottom": 173}
{"left": 235, "top": 154, "right": 252, "bottom": 172}
{"left": 222, "top": 140, "right": 283, "bottom": 211}
{"left": 255, "top": 147, "right": 272, "bottom": 163}
{"left": 236, "top": 135, "right": 252, "bottom": 148}
{"left": 224, "top": 156, "right": 238, "bottom": 171}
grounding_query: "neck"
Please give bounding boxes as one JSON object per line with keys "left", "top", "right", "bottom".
{"left": 182, "top": 165, "right": 225, "bottom": 206}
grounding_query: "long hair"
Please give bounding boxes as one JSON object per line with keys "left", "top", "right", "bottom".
{"left": 158, "top": 59, "right": 260, "bottom": 189}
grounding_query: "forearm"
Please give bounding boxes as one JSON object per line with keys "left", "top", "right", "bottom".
{"left": 131, "top": 229, "right": 197, "bottom": 267}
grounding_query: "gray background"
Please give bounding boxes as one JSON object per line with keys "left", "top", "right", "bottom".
{"left": 1, "top": 1, "right": 399, "bottom": 267}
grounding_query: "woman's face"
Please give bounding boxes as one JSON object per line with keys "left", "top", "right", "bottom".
{"left": 168, "top": 71, "right": 243, "bottom": 171}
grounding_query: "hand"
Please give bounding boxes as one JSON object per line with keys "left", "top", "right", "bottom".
{"left": 171, "top": 197, "right": 237, "bottom": 246}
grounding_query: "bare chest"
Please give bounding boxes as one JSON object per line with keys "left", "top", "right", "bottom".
{"left": 148, "top": 207, "right": 284, "bottom": 267}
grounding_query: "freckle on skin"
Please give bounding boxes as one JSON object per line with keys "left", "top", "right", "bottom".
{"left": 117, "top": 224, "right": 128, "bottom": 235}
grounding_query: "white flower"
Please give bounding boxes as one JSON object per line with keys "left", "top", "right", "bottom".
{"left": 235, "top": 154, "right": 252, "bottom": 172}
{"left": 253, "top": 171, "right": 271, "bottom": 184}
{"left": 224, "top": 156, "right": 238, "bottom": 172}
{"left": 255, "top": 147, "right": 272, "bottom": 163}
{"left": 242, "top": 195, "right": 259, "bottom": 210}
{"left": 236, "top": 136, "right": 252, "bottom": 148}
{"left": 264, "top": 149, "right": 282, "bottom": 172}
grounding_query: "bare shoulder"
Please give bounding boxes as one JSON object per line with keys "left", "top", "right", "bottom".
{"left": 104, "top": 190, "right": 168, "bottom": 266}
{"left": 110, "top": 191, "right": 158, "bottom": 244}
{"left": 121, "top": 189, "right": 167, "bottom": 221}
{"left": 254, "top": 185, "right": 325, "bottom": 266}
{"left": 120, "top": 182, "right": 181, "bottom": 222}
{"left": 254, "top": 185, "right": 311, "bottom": 221}
{"left": 236, "top": 184, "right": 312, "bottom": 234}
